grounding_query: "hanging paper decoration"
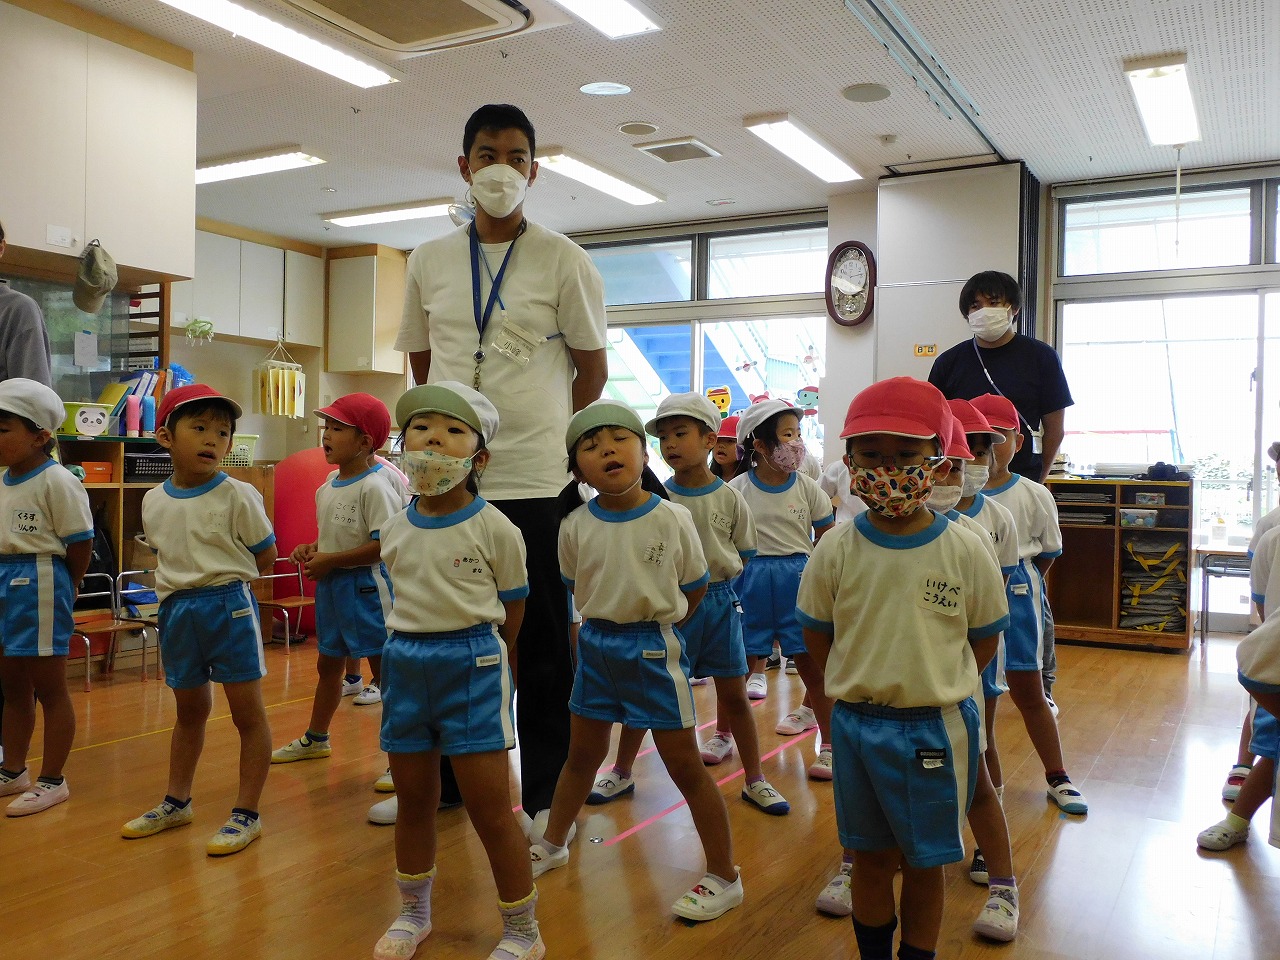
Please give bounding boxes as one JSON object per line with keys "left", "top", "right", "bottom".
{"left": 253, "top": 338, "right": 306, "bottom": 419}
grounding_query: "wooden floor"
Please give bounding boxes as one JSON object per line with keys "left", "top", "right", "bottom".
{"left": 3, "top": 635, "right": 1278, "bottom": 960}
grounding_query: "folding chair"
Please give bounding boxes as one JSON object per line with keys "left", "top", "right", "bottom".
{"left": 71, "top": 573, "right": 155, "bottom": 693}
{"left": 255, "top": 558, "right": 315, "bottom": 650}
{"left": 117, "top": 570, "right": 162, "bottom": 682}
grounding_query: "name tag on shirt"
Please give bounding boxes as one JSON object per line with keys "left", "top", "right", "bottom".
{"left": 710, "top": 512, "right": 734, "bottom": 533}
{"left": 917, "top": 575, "right": 962, "bottom": 616}
{"left": 331, "top": 501, "right": 359, "bottom": 527}
{"left": 491, "top": 316, "right": 544, "bottom": 368}
{"left": 449, "top": 555, "right": 489, "bottom": 579}
{"left": 786, "top": 502, "right": 809, "bottom": 524}
{"left": 10, "top": 509, "right": 41, "bottom": 535}
{"left": 642, "top": 539, "right": 667, "bottom": 565}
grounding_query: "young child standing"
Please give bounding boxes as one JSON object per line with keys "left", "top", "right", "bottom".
{"left": 372, "top": 381, "right": 541, "bottom": 960}
{"left": 970, "top": 393, "right": 1087, "bottom": 815}
{"left": 798, "top": 377, "right": 1009, "bottom": 960}
{"left": 728, "top": 399, "right": 834, "bottom": 776}
{"left": 0, "top": 380, "right": 93, "bottom": 816}
{"left": 271, "top": 394, "right": 399, "bottom": 765}
{"left": 1222, "top": 612, "right": 1280, "bottom": 854}
{"left": 710, "top": 414, "right": 743, "bottom": 481}
{"left": 121, "top": 385, "right": 277, "bottom": 855}
{"left": 587, "top": 393, "right": 788, "bottom": 815}
{"left": 530, "top": 399, "right": 743, "bottom": 922}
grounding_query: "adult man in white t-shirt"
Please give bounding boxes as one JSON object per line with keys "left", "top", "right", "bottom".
{"left": 395, "top": 104, "right": 608, "bottom": 830}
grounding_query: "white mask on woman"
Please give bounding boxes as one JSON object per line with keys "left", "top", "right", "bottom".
{"left": 968, "top": 306, "right": 1012, "bottom": 342}
{"left": 469, "top": 163, "right": 527, "bottom": 219}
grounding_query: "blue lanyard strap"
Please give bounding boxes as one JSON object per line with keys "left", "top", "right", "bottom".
{"left": 470, "top": 223, "right": 522, "bottom": 343}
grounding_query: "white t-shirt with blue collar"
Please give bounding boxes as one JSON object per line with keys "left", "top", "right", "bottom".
{"left": 728, "top": 470, "right": 834, "bottom": 557}
{"left": 0, "top": 459, "right": 93, "bottom": 557}
{"left": 315, "top": 465, "right": 404, "bottom": 555}
{"left": 664, "top": 477, "right": 757, "bottom": 582}
{"left": 142, "top": 472, "right": 275, "bottom": 600}
{"left": 955, "top": 491, "right": 1020, "bottom": 576}
{"left": 984, "top": 474, "right": 1062, "bottom": 565}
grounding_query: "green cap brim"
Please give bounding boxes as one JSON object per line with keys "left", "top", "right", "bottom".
{"left": 566, "top": 400, "right": 646, "bottom": 455}
{"left": 396, "top": 385, "right": 482, "bottom": 435}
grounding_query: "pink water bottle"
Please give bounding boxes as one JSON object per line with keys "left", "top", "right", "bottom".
{"left": 124, "top": 395, "right": 141, "bottom": 438}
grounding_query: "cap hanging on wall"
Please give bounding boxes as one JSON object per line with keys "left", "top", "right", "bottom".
{"left": 73, "top": 240, "right": 118, "bottom": 314}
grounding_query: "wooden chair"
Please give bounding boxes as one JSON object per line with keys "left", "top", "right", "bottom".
{"left": 255, "top": 558, "right": 315, "bottom": 650}
{"left": 70, "top": 572, "right": 156, "bottom": 693}
{"left": 116, "top": 569, "right": 162, "bottom": 682}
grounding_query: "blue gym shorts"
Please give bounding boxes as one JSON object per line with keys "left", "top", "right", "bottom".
{"left": 739, "top": 554, "right": 808, "bottom": 658}
{"left": 1249, "top": 703, "right": 1280, "bottom": 762}
{"left": 982, "top": 633, "right": 1008, "bottom": 700}
{"left": 0, "top": 554, "right": 74, "bottom": 657}
{"left": 1003, "top": 562, "right": 1046, "bottom": 673}
{"left": 315, "top": 563, "right": 393, "bottom": 659}
{"left": 380, "top": 623, "right": 514, "bottom": 755}
{"left": 571, "top": 619, "right": 696, "bottom": 731}
{"left": 680, "top": 580, "right": 749, "bottom": 679}
{"left": 158, "top": 581, "right": 266, "bottom": 690}
{"left": 831, "top": 697, "right": 981, "bottom": 869}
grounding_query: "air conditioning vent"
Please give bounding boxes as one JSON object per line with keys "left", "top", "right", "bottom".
{"left": 277, "top": 0, "right": 535, "bottom": 57}
{"left": 636, "top": 137, "right": 721, "bottom": 163}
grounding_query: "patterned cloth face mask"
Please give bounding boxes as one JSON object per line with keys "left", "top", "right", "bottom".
{"left": 403, "top": 449, "right": 473, "bottom": 496}
{"left": 850, "top": 463, "right": 937, "bottom": 518}
{"left": 769, "top": 438, "right": 807, "bottom": 473}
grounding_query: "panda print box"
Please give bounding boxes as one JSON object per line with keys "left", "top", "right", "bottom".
{"left": 60, "top": 402, "right": 114, "bottom": 437}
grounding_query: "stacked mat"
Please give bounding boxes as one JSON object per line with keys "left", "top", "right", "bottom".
{"left": 1120, "top": 535, "right": 1188, "bottom": 632}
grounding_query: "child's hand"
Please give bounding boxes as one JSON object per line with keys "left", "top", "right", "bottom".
{"left": 304, "top": 552, "right": 335, "bottom": 581}
{"left": 291, "top": 542, "right": 317, "bottom": 564}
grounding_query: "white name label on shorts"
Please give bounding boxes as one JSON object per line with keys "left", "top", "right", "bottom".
{"left": 641, "top": 649, "right": 665, "bottom": 659}
{"left": 475, "top": 654, "right": 500, "bottom": 667}
{"left": 1010, "top": 583, "right": 1030, "bottom": 596}
{"left": 917, "top": 575, "right": 961, "bottom": 616}
{"left": 9, "top": 577, "right": 30, "bottom": 586}
{"left": 231, "top": 607, "right": 253, "bottom": 618}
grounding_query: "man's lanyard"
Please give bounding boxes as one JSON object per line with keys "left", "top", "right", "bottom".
{"left": 469, "top": 222, "right": 524, "bottom": 388}
{"left": 971, "top": 338, "right": 1037, "bottom": 438}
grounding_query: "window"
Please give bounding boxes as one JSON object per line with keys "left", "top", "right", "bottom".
{"left": 707, "top": 226, "right": 826, "bottom": 298}
{"left": 1061, "top": 186, "right": 1253, "bottom": 276}
{"left": 588, "top": 238, "right": 693, "bottom": 306}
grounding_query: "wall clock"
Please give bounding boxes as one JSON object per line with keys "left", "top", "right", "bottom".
{"left": 825, "top": 240, "right": 875, "bottom": 327}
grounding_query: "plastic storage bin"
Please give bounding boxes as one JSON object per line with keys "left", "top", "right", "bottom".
{"left": 1120, "top": 508, "right": 1158, "bottom": 527}
{"left": 221, "top": 434, "right": 259, "bottom": 467}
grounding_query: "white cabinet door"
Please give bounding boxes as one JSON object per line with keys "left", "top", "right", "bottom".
{"left": 84, "top": 37, "right": 196, "bottom": 278}
{"left": 0, "top": 5, "right": 87, "bottom": 255}
{"left": 192, "top": 231, "right": 241, "bottom": 336}
{"left": 284, "top": 251, "right": 325, "bottom": 347}
{"left": 239, "top": 242, "right": 285, "bottom": 342}
{"left": 327, "top": 258, "right": 376, "bottom": 372}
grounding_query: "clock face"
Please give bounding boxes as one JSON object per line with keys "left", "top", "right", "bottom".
{"left": 825, "top": 240, "right": 875, "bottom": 327}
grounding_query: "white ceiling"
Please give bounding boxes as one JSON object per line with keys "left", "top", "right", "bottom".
{"left": 67, "top": 0, "right": 1280, "bottom": 251}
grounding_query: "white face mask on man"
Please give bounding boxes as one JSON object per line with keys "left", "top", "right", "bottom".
{"left": 468, "top": 163, "right": 528, "bottom": 219}
{"left": 968, "top": 305, "right": 1013, "bottom": 342}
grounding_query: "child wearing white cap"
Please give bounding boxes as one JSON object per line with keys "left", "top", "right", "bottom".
{"left": 373, "top": 381, "right": 543, "bottom": 960}
{"left": 0, "top": 379, "right": 93, "bottom": 817}
{"left": 586, "top": 392, "right": 789, "bottom": 816}
{"left": 531, "top": 398, "right": 743, "bottom": 923}
{"left": 728, "top": 398, "right": 835, "bottom": 778}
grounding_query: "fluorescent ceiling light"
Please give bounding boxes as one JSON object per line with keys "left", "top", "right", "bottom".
{"left": 551, "top": 0, "right": 660, "bottom": 39}
{"left": 196, "top": 147, "right": 325, "bottom": 184}
{"left": 324, "top": 200, "right": 453, "bottom": 227}
{"left": 744, "top": 115, "right": 862, "bottom": 183}
{"left": 157, "top": 0, "right": 397, "bottom": 88}
{"left": 535, "top": 150, "right": 663, "bottom": 205}
{"left": 1125, "top": 55, "right": 1201, "bottom": 146}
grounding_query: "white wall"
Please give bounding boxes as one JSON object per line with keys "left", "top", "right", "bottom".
{"left": 821, "top": 190, "right": 878, "bottom": 465}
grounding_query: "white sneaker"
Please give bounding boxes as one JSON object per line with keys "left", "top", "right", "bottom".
{"left": 745, "top": 673, "right": 768, "bottom": 700}
{"left": 271, "top": 735, "right": 332, "bottom": 763}
{"left": 0, "top": 767, "right": 31, "bottom": 797}
{"left": 785, "top": 658, "right": 798, "bottom": 675}
{"left": 776, "top": 705, "right": 817, "bottom": 736}
{"left": 354, "top": 683, "right": 382, "bottom": 705}
{"left": 1198, "top": 817, "right": 1250, "bottom": 851}
{"left": 341, "top": 677, "right": 363, "bottom": 697}
{"left": 741, "top": 779, "right": 790, "bottom": 815}
{"left": 122, "top": 799, "right": 194, "bottom": 838}
{"left": 973, "top": 886, "right": 1019, "bottom": 941}
{"left": 808, "top": 748, "right": 834, "bottom": 781}
{"left": 815, "top": 862, "right": 852, "bottom": 916}
{"left": 530, "top": 841, "right": 570, "bottom": 878}
{"left": 6, "top": 779, "right": 69, "bottom": 817}
{"left": 206, "top": 812, "right": 262, "bottom": 856}
{"left": 374, "top": 768, "right": 395, "bottom": 793}
{"left": 1222, "top": 764, "right": 1252, "bottom": 801}
{"left": 700, "top": 733, "right": 734, "bottom": 765}
{"left": 527, "top": 808, "right": 577, "bottom": 846}
{"left": 1046, "top": 780, "right": 1088, "bottom": 814}
{"left": 369, "top": 795, "right": 399, "bottom": 825}
{"left": 1046, "top": 696, "right": 1059, "bottom": 718}
{"left": 671, "top": 869, "right": 744, "bottom": 921}
{"left": 586, "top": 771, "right": 635, "bottom": 805}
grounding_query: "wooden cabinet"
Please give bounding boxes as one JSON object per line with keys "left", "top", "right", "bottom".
{"left": 191, "top": 231, "right": 242, "bottom": 336}
{"left": 238, "top": 242, "right": 285, "bottom": 342}
{"left": 284, "top": 251, "right": 325, "bottom": 347}
{"left": 327, "top": 249, "right": 407, "bottom": 374}
{"left": 1045, "top": 479, "right": 1194, "bottom": 653}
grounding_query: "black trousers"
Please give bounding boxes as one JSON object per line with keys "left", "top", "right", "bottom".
{"left": 439, "top": 496, "right": 572, "bottom": 813}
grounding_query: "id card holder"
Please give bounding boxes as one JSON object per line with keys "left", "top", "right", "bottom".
{"left": 1030, "top": 426, "right": 1044, "bottom": 455}
{"left": 491, "top": 311, "right": 543, "bottom": 368}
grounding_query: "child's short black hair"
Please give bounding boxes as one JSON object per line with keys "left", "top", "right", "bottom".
{"left": 463, "top": 104, "right": 536, "bottom": 158}
{"left": 959, "top": 270, "right": 1021, "bottom": 317}
{"left": 167, "top": 398, "right": 239, "bottom": 434}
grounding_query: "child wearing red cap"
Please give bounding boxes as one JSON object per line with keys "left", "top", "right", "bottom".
{"left": 121, "top": 385, "right": 277, "bottom": 856}
{"left": 971, "top": 393, "right": 1087, "bottom": 817}
{"left": 798, "top": 377, "right": 1009, "bottom": 960}
{"left": 270, "top": 394, "right": 402, "bottom": 767}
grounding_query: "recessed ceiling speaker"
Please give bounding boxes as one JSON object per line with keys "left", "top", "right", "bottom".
{"left": 842, "top": 83, "right": 891, "bottom": 102}
{"left": 619, "top": 121, "right": 659, "bottom": 136}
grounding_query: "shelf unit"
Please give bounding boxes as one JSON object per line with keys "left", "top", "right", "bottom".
{"left": 1045, "top": 478, "right": 1194, "bottom": 653}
